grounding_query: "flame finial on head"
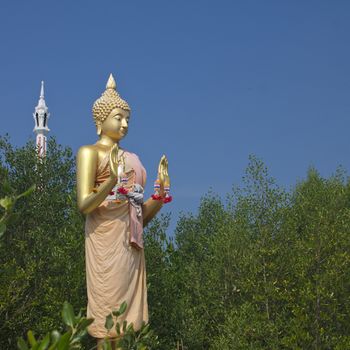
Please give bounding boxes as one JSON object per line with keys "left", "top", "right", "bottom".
{"left": 92, "top": 73, "right": 130, "bottom": 126}
{"left": 106, "top": 73, "right": 117, "bottom": 90}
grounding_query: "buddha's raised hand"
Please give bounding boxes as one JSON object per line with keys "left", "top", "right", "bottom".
{"left": 158, "top": 155, "right": 170, "bottom": 194}
{"left": 109, "top": 144, "right": 123, "bottom": 180}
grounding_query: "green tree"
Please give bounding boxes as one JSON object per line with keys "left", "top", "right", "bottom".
{"left": 143, "top": 214, "right": 179, "bottom": 350}
{"left": 2, "top": 135, "right": 350, "bottom": 350}
{"left": 0, "top": 136, "right": 86, "bottom": 349}
{"left": 278, "top": 168, "right": 350, "bottom": 349}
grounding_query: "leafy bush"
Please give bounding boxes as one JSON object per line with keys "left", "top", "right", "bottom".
{"left": 17, "top": 302, "right": 93, "bottom": 350}
{"left": 0, "top": 136, "right": 86, "bottom": 349}
{"left": 1, "top": 135, "right": 350, "bottom": 349}
{"left": 17, "top": 301, "right": 156, "bottom": 350}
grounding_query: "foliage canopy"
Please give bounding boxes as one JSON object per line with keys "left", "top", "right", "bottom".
{"left": 1, "top": 138, "right": 349, "bottom": 349}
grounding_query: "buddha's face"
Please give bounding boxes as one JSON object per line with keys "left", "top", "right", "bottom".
{"left": 99, "top": 108, "right": 130, "bottom": 141}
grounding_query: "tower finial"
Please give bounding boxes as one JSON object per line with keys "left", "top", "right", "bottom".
{"left": 33, "top": 81, "right": 50, "bottom": 157}
{"left": 40, "top": 81, "right": 44, "bottom": 98}
{"left": 106, "top": 74, "right": 116, "bottom": 90}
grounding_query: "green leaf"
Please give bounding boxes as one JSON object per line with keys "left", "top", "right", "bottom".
{"left": 116, "top": 322, "right": 121, "bottom": 335}
{"left": 70, "top": 333, "right": 84, "bottom": 345}
{"left": 38, "top": 333, "right": 50, "bottom": 350}
{"left": 126, "top": 322, "right": 134, "bottom": 333}
{"left": 139, "top": 323, "right": 150, "bottom": 336}
{"left": 48, "top": 339, "right": 59, "bottom": 350}
{"left": 57, "top": 331, "right": 71, "bottom": 350}
{"left": 17, "top": 185, "right": 36, "bottom": 199}
{"left": 62, "top": 301, "right": 75, "bottom": 328}
{"left": 105, "top": 313, "right": 114, "bottom": 331}
{"left": 112, "top": 310, "right": 121, "bottom": 318}
{"left": 122, "top": 320, "right": 127, "bottom": 333}
{"left": 27, "top": 331, "right": 37, "bottom": 346}
{"left": 50, "top": 330, "right": 61, "bottom": 343}
{"left": 17, "top": 338, "right": 29, "bottom": 350}
{"left": 48, "top": 344, "right": 58, "bottom": 350}
{"left": 0, "top": 196, "right": 13, "bottom": 211}
{"left": 118, "top": 301, "right": 127, "bottom": 315}
{"left": 77, "top": 317, "right": 94, "bottom": 331}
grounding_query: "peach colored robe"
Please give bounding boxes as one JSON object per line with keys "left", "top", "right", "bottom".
{"left": 85, "top": 151, "right": 148, "bottom": 338}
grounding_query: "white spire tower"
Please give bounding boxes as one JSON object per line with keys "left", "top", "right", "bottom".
{"left": 33, "top": 81, "right": 50, "bottom": 157}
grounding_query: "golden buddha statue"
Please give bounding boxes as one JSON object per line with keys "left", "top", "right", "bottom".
{"left": 76, "top": 74, "right": 170, "bottom": 347}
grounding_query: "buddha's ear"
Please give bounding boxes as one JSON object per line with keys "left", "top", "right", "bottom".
{"left": 96, "top": 122, "right": 102, "bottom": 136}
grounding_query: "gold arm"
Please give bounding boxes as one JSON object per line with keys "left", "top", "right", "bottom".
{"left": 142, "top": 198, "right": 163, "bottom": 227}
{"left": 76, "top": 145, "right": 117, "bottom": 214}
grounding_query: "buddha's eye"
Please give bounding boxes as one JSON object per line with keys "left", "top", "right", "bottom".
{"left": 115, "top": 115, "right": 121, "bottom": 121}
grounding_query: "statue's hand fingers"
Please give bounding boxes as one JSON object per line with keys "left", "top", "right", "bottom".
{"left": 159, "top": 170, "right": 165, "bottom": 185}
{"left": 113, "top": 145, "right": 119, "bottom": 164}
{"left": 109, "top": 145, "right": 120, "bottom": 177}
{"left": 164, "top": 157, "right": 169, "bottom": 176}
{"left": 158, "top": 155, "right": 165, "bottom": 174}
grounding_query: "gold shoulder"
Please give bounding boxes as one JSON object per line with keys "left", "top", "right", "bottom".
{"left": 77, "top": 145, "right": 98, "bottom": 159}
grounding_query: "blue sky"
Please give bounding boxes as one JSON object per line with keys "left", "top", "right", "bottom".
{"left": 1, "top": 0, "right": 349, "bottom": 231}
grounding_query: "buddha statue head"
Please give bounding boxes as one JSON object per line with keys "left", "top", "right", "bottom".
{"left": 92, "top": 74, "right": 131, "bottom": 142}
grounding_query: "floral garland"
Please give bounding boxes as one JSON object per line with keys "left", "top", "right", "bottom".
{"left": 151, "top": 178, "right": 172, "bottom": 204}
